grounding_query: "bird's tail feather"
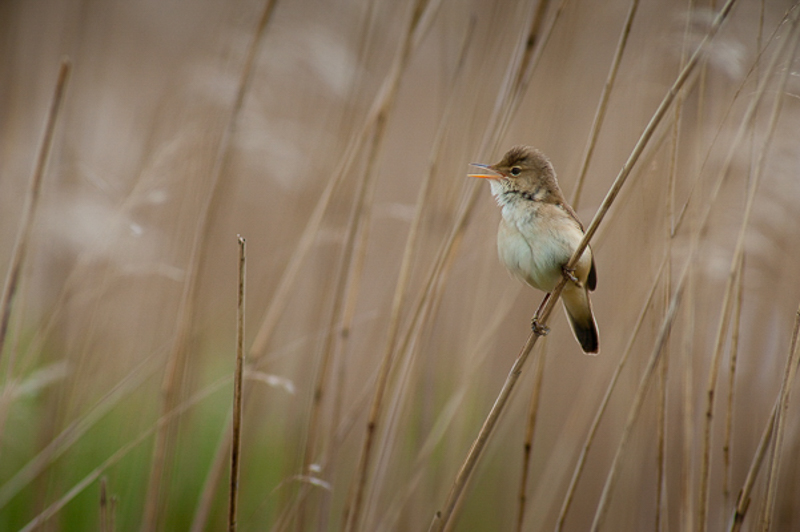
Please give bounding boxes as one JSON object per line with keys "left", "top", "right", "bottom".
{"left": 562, "top": 285, "right": 599, "bottom": 355}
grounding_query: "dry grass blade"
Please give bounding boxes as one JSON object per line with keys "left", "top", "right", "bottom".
{"left": 556, "top": 255, "right": 667, "bottom": 531}
{"left": 228, "top": 236, "right": 246, "bottom": 532}
{"left": 0, "top": 58, "right": 70, "bottom": 364}
{"left": 516, "top": 340, "right": 546, "bottom": 532}
{"left": 141, "top": 2, "right": 277, "bottom": 528}
{"left": 569, "top": 0, "right": 639, "bottom": 209}
{"left": 680, "top": 268, "right": 696, "bottom": 532}
{"left": 723, "top": 255, "right": 745, "bottom": 501}
{"left": 729, "top": 396, "right": 778, "bottom": 532}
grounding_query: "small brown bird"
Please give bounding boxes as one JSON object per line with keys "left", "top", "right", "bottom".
{"left": 470, "top": 146, "right": 599, "bottom": 354}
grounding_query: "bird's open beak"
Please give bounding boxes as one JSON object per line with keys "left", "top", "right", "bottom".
{"left": 468, "top": 163, "right": 501, "bottom": 180}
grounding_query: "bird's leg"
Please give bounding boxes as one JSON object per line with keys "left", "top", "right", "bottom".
{"left": 531, "top": 293, "right": 551, "bottom": 336}
{"left": 562, "top": 265, "right": 582, "bottom": 287}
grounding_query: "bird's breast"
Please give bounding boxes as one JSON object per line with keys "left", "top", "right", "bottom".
{"left": 497, "top": 201, "right": 591, "bottom": 292}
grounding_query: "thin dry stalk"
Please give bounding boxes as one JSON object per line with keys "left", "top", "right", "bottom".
{"left": 141, "top": 2, "right": 277, "bottom": 528}
{"left": 516, "top": 340, "right": 547, "bottom": 532}
{"left": 555, "top": 255, "right": 667, "bottom": 530}
{"left": 729, "top": 398, "right": 779, "bottom": 532}
{"left": 0, "top": 58, "right": 70, "bottom": 364}
{"left": 681, "top": 266, "right": 697, "bottom": 532}
{"left": 698, "top": 17, "right": 799, "bottom": 531}
{"left": 696, "top": 247, "right": 744, "bottom": 532}
{"left": 723, "top": 255, "right": 745, "bottom": 501}
{"left": 569, "top": 0, "right": 639, "bottom": 209}
{"left": 761, "top": 306, "right": 800, "bottom": 531}
{"left": 655, "top": 334, "right": 669, "bottom": 532}
{"left": 228, "top": 236, "right": 246, "bottom": 532}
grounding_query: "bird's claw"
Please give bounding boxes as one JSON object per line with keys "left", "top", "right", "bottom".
{"left": 562, "top": 266, "right": 582, "bottom": 287}
{"left": 531, "top": 318, "right": 550, "bottom": 336}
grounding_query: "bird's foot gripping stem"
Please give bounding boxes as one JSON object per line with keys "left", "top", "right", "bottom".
{"left": 562, "top": 266, "right": 582, "bottom": 287}
{"left": 531, "top": 318, "right": 550, "bottom": 336}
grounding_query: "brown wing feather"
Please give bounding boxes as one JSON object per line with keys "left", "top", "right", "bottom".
{"left": 587, "top": 256, "right": 597, "bottom": 291}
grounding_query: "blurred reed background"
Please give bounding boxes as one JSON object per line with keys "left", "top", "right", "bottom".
{"left": 1, "top": 0, "right": 800, "bottom": 530}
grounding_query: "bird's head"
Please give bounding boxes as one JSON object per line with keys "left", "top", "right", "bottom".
{"left": 469, "top": 145, "right": 557, "bottom": 201}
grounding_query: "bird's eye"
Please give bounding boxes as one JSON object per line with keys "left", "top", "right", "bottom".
{"left": 510, "top": 166, "right": 521, "bottom": 176}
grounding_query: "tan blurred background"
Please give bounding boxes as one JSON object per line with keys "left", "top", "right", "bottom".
{"left": 1, "top": 0, "right": 800, "bottom": 530}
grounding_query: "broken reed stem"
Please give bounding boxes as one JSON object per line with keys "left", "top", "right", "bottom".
{"left": 432, "top": 2, "right": 740, "bottom": 529}
{"left": 0, "top": 58, "right": 70, "bottom": 366}
{"left": 569, "top": 0, "right": 639, "bottom": 209}
{"left": 760, "top": 306, "right": 800, "bottom": 531}
{"left": 555, "top": 255, "right": 667, "bottom": 530}
{"left": 228, "top": 236, "right": 246, "bottom": 532}
{"left": 100, "top": 477, "right": 109, "bottom": 532}
{"left": 516, "top": 340, "right": 547, "bottom": 532}
{"left": 142, "top": 2, "right": 276, "bottom": 528}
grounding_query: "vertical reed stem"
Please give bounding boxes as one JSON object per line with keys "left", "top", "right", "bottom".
{"left": 228, "top": 236, "right": 246, "bottom": 532}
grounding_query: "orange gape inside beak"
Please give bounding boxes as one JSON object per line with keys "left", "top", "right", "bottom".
{"left": 469, "top": 162, "right": 500, "bottom": 179}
